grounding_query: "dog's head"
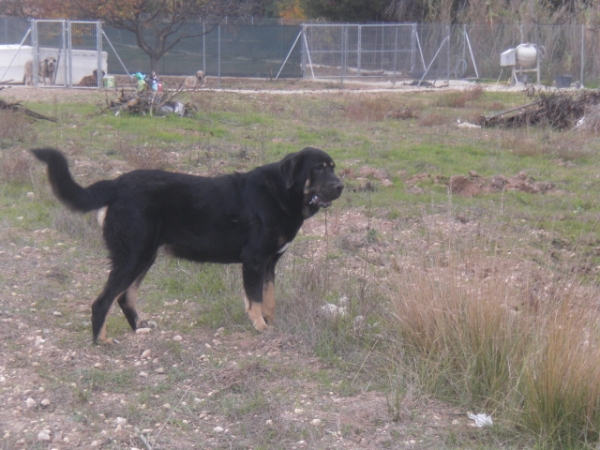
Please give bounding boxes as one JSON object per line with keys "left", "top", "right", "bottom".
{"left": 279, "top": 147, "right": 343, "bottom": 218}
{"left": 92, "top": 69, "right": 106, "bottom": 79}
{"left": 44, "top": 57, "right": 57, "bottom": 71}
{"left": 196, "top": 70, "right": 205, "bottom": 81}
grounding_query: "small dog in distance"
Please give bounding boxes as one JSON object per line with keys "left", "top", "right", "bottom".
{"left": 183, "top": 70, "right": 205, "bottom": 89}
{"left": 78, "top": 69, "right": 106, "bottom": 87}
{"left": 23, "top": 57, "right": 57, "bottom": 85}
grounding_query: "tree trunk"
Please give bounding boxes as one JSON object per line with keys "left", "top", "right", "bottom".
{"left": 149, "top": 56, "right": 161, "bottom": 73}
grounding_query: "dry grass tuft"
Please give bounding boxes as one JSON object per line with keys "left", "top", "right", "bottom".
{"left": 0, "top": 109, "right": 36, "bottom": 146}
{"left": 120, "top": 147, "right": 170, "bottom": 170}
{"left": 418, "top": 112, "right": 448, "bottom": 127}
{"left": 387, "top": 244, "right": 600, "bottom": 447}
{"left": 345, "top": 96, "right": 413, "bottom": 122}
{"left": 435, "top": 85, "right": 484, "bottom": 108}
{"left": 0, "top": 150, "right": 34, "bottom": 184}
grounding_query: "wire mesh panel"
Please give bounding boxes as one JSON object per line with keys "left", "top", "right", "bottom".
{"left": 1, "top": 17, "right": 597, "bottom": 87}
{"left": 102, "top": 19, "right": 302, "bottom": 78}
{"left": 70, "top": 21, "right": 105, "bottom": 88}
{"left": 31, "top": 20, "right": 66, "bottom": 86}
{"left": 302, "top": 24, "right": 418, "bottom": 79}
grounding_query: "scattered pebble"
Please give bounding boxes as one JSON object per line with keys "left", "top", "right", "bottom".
{"left": 25, "top": 397, "right": 36, "bottom": 408}
{"left": 136, "top": 328, "right": 152, "bottom": 334}
{"left": 140, "top": 349, "right": 151, "bottom": 359}
{"left": 213, "top": 426, "right": 224, "bottom": 433}
{"left": 37, "top": 431, "right": 50, "bottom": 441}
{"left": 139, "top": 372, "right": 148, "bottom": 378}
{"left": 41, "top": 399, "right": 50, "bottom": 406}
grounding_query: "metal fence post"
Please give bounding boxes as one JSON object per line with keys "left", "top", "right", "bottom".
{"left": 446, "top": 24, "right": 450, "bottom": 84}
{"left": 581, "top": 23, "right": 585, "bottom": 87}
{"left": 217, "top": 24, "right": 221, "bottom": 88}
{"left": 341, "top": 25, "right": 347, "bottom": 85}
{"left": 301, "top": 24, "right": 306, "bottom": 78}
{"left": 31, "top": 19, "right": 38, "bottom": 87}
{"left": 202, "top": 21, "right": 206, "bottom": 73}
{"left": 393, "top": 26, "right": 398, "bottom": 83}
{"left": 96, "top": 21, "right": 103, "bottom": 87}
{"left": 357, "top": 25, "right": 361, "bottom": 77}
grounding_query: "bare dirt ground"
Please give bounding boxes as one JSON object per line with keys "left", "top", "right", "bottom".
{"left": 0, "top": 74, "right": 528, "bottom": 104}
{"left": 0, "top": 82, "right": 517, "bottom": 449}
{"left": 0, "top": 207, "right": 478, "bottom": 450}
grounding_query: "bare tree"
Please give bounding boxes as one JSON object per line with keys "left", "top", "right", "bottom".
{"left": 1, "top": 0, "right": 260, "bottom": 71}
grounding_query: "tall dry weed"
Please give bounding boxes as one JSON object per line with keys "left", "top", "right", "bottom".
{"left": 0, "top": 150, "right": 34, "bottom": 184}
{"left": 522, "top": 301, "right": 600, "bottom": 446}
{"left": 387, "top": 241, "right": 600, "bottom": 446}
{"left": 0, "top": 109, "right": 36, "bottom": 146}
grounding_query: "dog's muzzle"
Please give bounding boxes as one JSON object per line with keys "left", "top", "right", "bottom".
{"left": 309, "top": 180, "right": 343, "bottom": 208}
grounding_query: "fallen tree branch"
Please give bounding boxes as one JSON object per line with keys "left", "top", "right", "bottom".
{"left": 0, "top": 99, "right": 57, "bottom": 122}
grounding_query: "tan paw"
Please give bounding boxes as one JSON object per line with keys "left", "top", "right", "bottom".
{"left": 247, "top": 302, "right": 268, "bottom": 332}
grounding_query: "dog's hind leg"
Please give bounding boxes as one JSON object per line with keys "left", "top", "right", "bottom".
{"left": 262, "top": 254, "right": 281, "bottom": 325}
{"left": 242, "top": 264, "right": 268, "bottom": 332}
{"left": 116, "top": 253, "right": 157, "bottom": 331}
{"left": 92, "top": 251, "right": 158, "bottom": 344}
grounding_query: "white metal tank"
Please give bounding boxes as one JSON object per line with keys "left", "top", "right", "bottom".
{"left": 515, "top": 43, "right": 537, "bottom": 68}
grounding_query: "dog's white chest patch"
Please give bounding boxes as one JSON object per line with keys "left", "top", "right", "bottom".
{"left": 277, "top": 242, "right": 291, "bottom": 254}
{"left": 97, "top": 206, "right": 108, "bottom": 228}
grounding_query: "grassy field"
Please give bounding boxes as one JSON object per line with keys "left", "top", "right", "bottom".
{"left": 2, "top": 81, "right": 600, "bottom": 449}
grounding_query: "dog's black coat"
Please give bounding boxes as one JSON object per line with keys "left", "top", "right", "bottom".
{"left": 32, "top": 147, "right": 343, "bottom": 343}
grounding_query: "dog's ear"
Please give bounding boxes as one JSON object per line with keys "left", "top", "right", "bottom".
{"left": 279, "top": 153, "right": 302, "bottom": 189}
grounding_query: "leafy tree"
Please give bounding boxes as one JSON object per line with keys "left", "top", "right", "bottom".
{"left": 300, "top": 0, "right": 390, "bottom": 22}
{"left": 0, "top": 0, "right": 259, "bottom": 71}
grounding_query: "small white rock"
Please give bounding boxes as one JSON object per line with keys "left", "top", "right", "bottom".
{"left": 136, "top": 328, "right": 152, "bottom": 334}
{"left": 37, "top": 431, "right": 51, "bottom": 441}
{"left": 140, "top": 349, "right": 151, "bottom": 359}
{"left": 25, "top": 397, "right": 36, "bottom": 408}
{"left": 139, "top": 372, "right": 148, "bottom": 378}
{"left": 154, "top": 367, "right": 165, "bottom": 374}
{"left": 311, "top": 418, "right": 321, "bottom": 425}
{"left": 265, "top": 419, "right": 273, "bottom": 425}
{"left": 41, "top": 399, "right": 50, "bottom": 407}
{"left": 213, "top": 426, "right": 224, "bottom": 433}
{"left": 173, "top": 335, "right": 182, "bottom": 341}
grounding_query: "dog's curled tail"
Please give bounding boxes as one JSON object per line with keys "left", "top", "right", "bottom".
{"left": 31, "top": 148, "right": 114, "bottom": 212}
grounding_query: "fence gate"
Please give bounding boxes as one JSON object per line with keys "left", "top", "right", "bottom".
{"left": 301, "top": 23, "right": 421, "bottom": 80}
{"left": 29, "top": 19, "right": 105, "bottom": 87}
{"left": 31, "top": 20, "right": 67, "bottom": 86}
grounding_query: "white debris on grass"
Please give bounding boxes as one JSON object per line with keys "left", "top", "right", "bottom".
{"left": 467, "top": 412, "right": 493, "bottom": 427}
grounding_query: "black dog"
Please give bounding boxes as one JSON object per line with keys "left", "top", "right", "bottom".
{"left": 32, "top": 147, "right": 343, "bottom": 344}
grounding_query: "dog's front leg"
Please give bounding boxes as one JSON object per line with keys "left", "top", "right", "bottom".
{"left": 262, "top": 254, "right": 282, "bottom": 325}
{"left": 242, "top": 263, "right": 268, "bottom": 331}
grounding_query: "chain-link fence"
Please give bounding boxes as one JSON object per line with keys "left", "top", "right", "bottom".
{"left": 103, "top": 18, "right": 302, "bottom": 79}
{"left": 0, "top": 17, "right": 598, "bottom": 87}
{"left": 303, "top": 23, "right": 591, "bottom": 86}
